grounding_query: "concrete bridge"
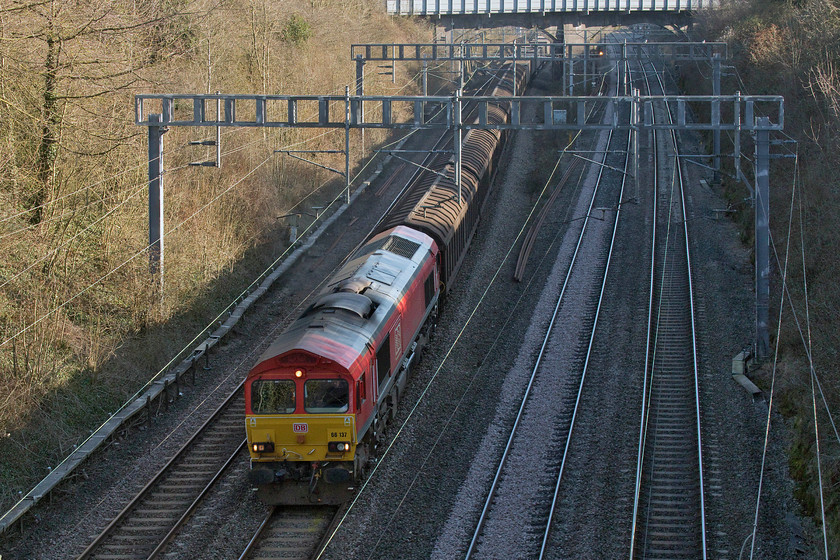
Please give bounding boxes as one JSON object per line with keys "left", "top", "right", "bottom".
{"left": 386, "top": 0, "right": 717, "bottom": 28}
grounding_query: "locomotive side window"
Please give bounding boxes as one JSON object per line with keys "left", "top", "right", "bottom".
{"left": 251, "top": 380, "right": 295, "bottom": 414}
{"left": 356, "top": 374, "right": 367, "bottom": 411}
{"left": 424, "top": 272, "right": 435, "bottom": 308}
{"left": 304, "top": 379, "right": 349, "bottom": 413}
{"left": 376, "top": 334, "right": 391, "bottom": 391}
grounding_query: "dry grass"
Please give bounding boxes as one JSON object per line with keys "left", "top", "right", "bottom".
{"left": 0, "top": 0, "right": 431, "bottom": 512}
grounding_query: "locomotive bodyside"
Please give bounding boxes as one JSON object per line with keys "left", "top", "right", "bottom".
{"left": 245, "top": 226, "right": 439, "bottom": 504}
{"left": 245, "top": 60, "right": 531, "bottom": 505}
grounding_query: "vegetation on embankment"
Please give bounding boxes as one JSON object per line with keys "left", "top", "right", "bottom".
{"left": 695, "top": 0, "right": 840, "bottom": 554}
{"left": 0, "top": 0, "right": 431, "bottom": 513}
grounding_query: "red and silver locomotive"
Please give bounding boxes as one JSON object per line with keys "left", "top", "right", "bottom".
{"left": 245, "top": 226, "right": 439, "bottom": 504}
{"left": 244, "top": 61, "right": 529, "bottom": 504}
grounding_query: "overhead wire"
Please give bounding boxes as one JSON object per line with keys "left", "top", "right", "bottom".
{"left": 1, "top": 237, "right": 150, "bottom": 350}
{"left": 0, "top": 176, "right": 150, "bottom": 241}
{"left": 0, "top": 160, "right": 203, "bottom": 242}
{"left": 797, "top": 153, "right": 830, "bottom": 559}
{"left": 0, "top": 118, "right": 255, "bottom": 229}
{"left": 0, "top": 145, "right": 280, "bottom": 350}
{"left": 51, "top": 51, "right": 473, "bottom": 533}
{"left": 0, "top": 159, "right": 150, "bottom": 225}
{"left": 0, "top": 62, "right": 387, "bottom": 241}
{"left": 1, "top": 137, "right": 289, "bottom": 350}
{"left": 687, "top": 43, "right": 835, "bottom": 555}
{"left": 337, "top": 152, "right": 570, "bottom": 560}
{"left": 0, "top": 181, "right": 150, "bottom": 293}
{"left": 727, "top": 53, "right": 839, "bottom": 556}
{"left": 0, "top": 37, "right": 511, "bottom": 526}
{"left": 0, "top": 53, "right": 435, "bottom": 348}
{"left": 24, "top": 158, "right": 358, "bottom": 529}
{"left": 751, "top": 152, "right": 840, "bottom": 447}
{"left": 35, "top": 61, "right": 431, "bottom": 475}
{"left": 0, "top": 63, "right": 403, "bottom": 284}
{"left": 0, "top": 146, "right": 295, "bottom": 348}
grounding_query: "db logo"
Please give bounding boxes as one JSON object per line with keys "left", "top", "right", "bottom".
{"left": 292, "top": 423, "right": 308, "bottom": 433}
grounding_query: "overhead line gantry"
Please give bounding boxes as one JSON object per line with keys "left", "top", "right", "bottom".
{"left": 136, "top": 41, "right": 781, "bottom": 360}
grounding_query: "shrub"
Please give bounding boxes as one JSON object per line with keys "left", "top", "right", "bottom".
{"left": 281, "top": 14, "right": 312, "bottom": 47}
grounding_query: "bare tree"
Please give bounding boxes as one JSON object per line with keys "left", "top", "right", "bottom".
{"left": 0, "top": 0, "right": 209, "bottom": 223}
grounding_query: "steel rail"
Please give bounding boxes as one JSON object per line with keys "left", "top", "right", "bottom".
{"left": 513, "top": 66, "right": 612, "bottom": 281}
{"left": 539, "top": 110, "right": 634, "bottom": 559}
{"left": 628, "top": 43, "right": 707, "bottom": 560}
{"left": 237, "top": 507, "right": 276, "bottom": 560}
{"left": 71, "top": 57, "right": 524, "bottom": 560}
{"left": 74, "top": 85, "right": 465, "bottom": 560}
{"left": 629, "top": 49, "right": 660, "bottom": 558}
{"left": 238, "top": 506, "right": 340, "bottom": 560}
{"left": 465, "top": 95, "right": 617, "bottom": 560}
{"left": 632, "top": 46, "right": 681, "bottom": 560}
{"left": 672, "top": 68, "right": 708, "bottom": 560}
{"left": 147, "top": 441, "right": 247, "bottom": 559}
{"left": 89, "top": 59, "right": 516, "bottom": 560}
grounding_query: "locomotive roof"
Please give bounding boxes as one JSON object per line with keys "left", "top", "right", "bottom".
{"left": 248, "top": 226, "right": 436, "bottom": 376}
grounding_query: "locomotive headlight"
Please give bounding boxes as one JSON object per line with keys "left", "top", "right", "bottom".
{"left": 251, "top": 442, "right": 275, "bottom": 453}
{"left": 328, "top": 441, "right": 351, "bottom": 453}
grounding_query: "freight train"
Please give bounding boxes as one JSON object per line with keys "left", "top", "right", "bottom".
{"left": 244, "top": 60, "right": 530, "bottom": 505}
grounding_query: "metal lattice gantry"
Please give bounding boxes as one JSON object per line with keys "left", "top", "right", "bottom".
{"left": 386, "top": 0, "right": 718, "bottom": 14}
{"left": 351, "top": 40, "right": 728, "bottom": 96}
{"left": 135, "top": 93, "right": 781, "bottom": 132}
{"left": 136, "top": 87, "right": 782, "bottom": 357}
{"left": 350, "top": 41, "right": 727, "bottom": 62}
{"left": 350, "top": 41, "right": 729, "bottom": 119}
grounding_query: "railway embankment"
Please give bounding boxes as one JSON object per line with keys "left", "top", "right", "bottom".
{"left": 695, "top": 3, "right": 840, "bottom": 554}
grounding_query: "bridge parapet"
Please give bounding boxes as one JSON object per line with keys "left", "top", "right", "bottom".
{"left": 386, "top": 0, "right": 718, "bottom": 15}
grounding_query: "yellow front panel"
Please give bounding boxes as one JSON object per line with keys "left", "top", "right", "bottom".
{"left": 246, "top": 414, "right": 356, "bottom": 462}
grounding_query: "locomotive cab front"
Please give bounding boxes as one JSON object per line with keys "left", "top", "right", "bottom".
{"left": 246, "top": 365, "right": 363, "bottom": 505}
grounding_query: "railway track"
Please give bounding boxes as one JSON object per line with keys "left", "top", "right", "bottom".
{"left": 630, "top": 45, "right": 707, "bottom": 560}
{"left": 73, "top": 137, "right": 451, "bottom": 560}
